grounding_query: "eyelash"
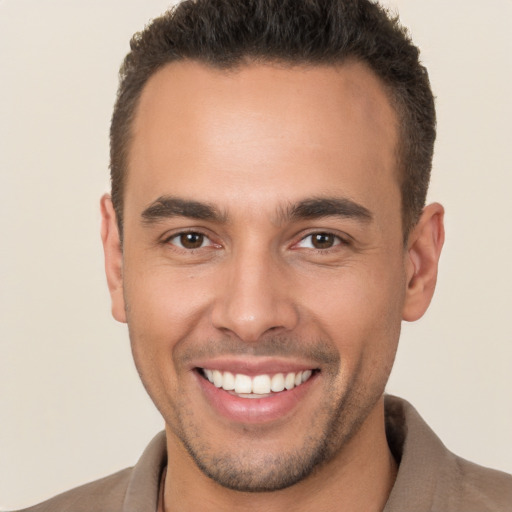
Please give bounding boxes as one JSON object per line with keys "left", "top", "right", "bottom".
{"left": 162, "top": 230, "right": 349, "bottom": 253}
{"left": 293, "top": 232, "right": 349, "bottom": 252}
{"left": 162, "top": 230, "right": 218, "bottom": 251}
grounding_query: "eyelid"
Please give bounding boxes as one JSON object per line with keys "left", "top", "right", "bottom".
{"left": 292, "top": 230, "right": 350, "bottom": 250}
{"left": 162, "top": 228, "right": 220, "bottom": 249}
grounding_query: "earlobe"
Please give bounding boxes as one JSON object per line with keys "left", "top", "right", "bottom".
{"left": 402, "top": 202, "right": 445, "bottom": 322}
{"left": 100, "top": 194, "right": 127, "bottom": 323}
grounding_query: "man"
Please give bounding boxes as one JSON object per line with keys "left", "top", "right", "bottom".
{"left": 15, "top": 0, "right": 512, "bottom": 511}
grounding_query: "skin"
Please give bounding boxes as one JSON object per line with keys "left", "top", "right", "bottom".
{"left": 101, "top": 60, "right": 444, "bottom": 511}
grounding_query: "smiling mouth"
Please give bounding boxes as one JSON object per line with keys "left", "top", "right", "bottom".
{"left": 198, "top": 368, "right": 319, "bottom": 398}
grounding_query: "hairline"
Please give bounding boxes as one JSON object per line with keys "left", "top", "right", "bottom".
{"left": 114, "top": 56, "right": 415, "bottom": 246}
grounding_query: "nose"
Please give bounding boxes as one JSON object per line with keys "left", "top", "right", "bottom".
{"left": 211, "top": 247, "right": 299, "bottom": 342}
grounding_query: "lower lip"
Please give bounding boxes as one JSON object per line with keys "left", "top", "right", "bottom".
{"left": 196, "top": 371, "right": 317, "bottom": 424}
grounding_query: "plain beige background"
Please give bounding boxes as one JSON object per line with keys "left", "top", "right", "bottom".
{"left": 1, "top": 0, "right": 511, "bottom": 509}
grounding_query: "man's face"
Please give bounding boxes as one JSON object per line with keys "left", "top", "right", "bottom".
{"left": 110, "top": 61, "right": 410, "bottom": 491}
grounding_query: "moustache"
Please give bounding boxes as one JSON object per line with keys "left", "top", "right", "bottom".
{"left": 176, "top": 333, "right": 340, "bottom": 368}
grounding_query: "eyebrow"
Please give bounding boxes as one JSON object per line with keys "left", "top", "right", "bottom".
{"left": 283, "top": 197, "right": 373, "bottom": 223}
{"left": 141, "top": 196, "right": 226, "bottom": 224}
{"left": 141, "top": 195, "right": 372, "bottom": 226}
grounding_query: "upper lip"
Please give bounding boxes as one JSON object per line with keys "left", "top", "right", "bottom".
{"left": 191, "top": 357, "right": 320, "bottom": 376}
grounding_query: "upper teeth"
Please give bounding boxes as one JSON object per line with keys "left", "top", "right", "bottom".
{"left": 202, "top": 369, "right": 313, "bottom": 395}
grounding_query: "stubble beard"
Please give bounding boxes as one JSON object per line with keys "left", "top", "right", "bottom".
{"left": 130, "top": 327, "right": 395, "bottom": 493}
{"left": 169, "top": 374, "right": 382, "bottom": 493}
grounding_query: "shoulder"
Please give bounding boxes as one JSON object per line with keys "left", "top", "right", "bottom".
{"left": 11, "top": 468, "right": 132, "bottom": 512}
{"left": 11, "top": 431, "right": 167, "bottom": 512}
{"left": 384, "top": 396, "right": 512, "bottom": 512}
{"left": 445, "top": 456, "right": 512, "bottom": 512}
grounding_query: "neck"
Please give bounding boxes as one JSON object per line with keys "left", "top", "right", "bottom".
{"left": 162, "top": 397, "right": 397, "bottom": 512}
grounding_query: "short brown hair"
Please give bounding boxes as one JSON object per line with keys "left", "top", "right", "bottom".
{"left": 110, "top": 0, "right": 436, "bottom": 241}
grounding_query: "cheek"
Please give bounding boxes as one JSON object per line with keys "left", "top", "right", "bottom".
{"left": 123, "top": 265, "right": 213, "bottom": 411}
{"left": 298, "top": 261, "right": 405, "bottom": 360}
{"left": 124, "top": 263, "right": 214, "bottom": 342}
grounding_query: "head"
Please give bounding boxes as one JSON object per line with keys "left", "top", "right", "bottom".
{"left": 110, "top": 0, "right": 436, "bottom": 244}
{"left": 101, "top": 0, "right": 444, "bottom": 497}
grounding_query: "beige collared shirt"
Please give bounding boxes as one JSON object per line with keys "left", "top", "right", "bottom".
{"left": 17, "top": 396, "right": 512, "bottom": 512}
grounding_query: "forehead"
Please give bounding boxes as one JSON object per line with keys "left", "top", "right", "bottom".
{"left": 126, "top": 60, "right": 400, "bottom": 226}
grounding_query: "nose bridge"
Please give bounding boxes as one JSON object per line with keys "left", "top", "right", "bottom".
{"left": 211, "top": 240, "right": 298, "bottom": 342}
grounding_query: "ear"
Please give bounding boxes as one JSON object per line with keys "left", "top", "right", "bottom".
{"left": 100, "top": 194, "right": 127, "bottom": 323}
{"left": 402, "top": 202, "right": 445, "bottom": 322}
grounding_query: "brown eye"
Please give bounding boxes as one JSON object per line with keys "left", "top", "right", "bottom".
{"left": 167, "top": 232, "right": 209, "bottom": 249}
{"left": 295, "top": 232, "right": 342, "bottom": 250}
{"left": 311, "top": 233, "right": 336, "bottom": 249}
{"left": 179, "top": 233, "right": 204, "bottom": 249}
